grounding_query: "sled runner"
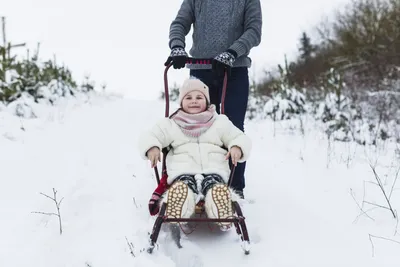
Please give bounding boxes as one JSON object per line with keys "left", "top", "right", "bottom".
{"left": 147, "top": 58, "right": 251, "bottom": 255}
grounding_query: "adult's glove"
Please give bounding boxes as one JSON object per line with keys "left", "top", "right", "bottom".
{"left": 212, "top": 50, "right": 237, "bottom": 76}
{"left": 164, "top": 46, "right": 188, "bottom": 69}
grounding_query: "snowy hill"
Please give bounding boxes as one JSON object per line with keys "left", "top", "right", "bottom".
{"left": 1, "top": 93, "right": 399, "bottom": 267}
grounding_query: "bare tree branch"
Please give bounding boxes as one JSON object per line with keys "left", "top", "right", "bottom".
{"left": 32, "top": 188, "right": 64, "bottom": 235}
{"left": 355, "top": 207, "right": 379, "bottom": 223}
{"left": 363, "top": 200, "right": 392, "bottom": 210}
{"left": 133, "top": 197, "right": 140, "bottom": 209}
{"left": 366, "top": 181, "right": 379, "bottom": 186}
{"left": 362, "top": 180, "right": 367, "bottom": 210}
{"left": 58, "top": 197, "right": 64, "bottom": 207}
{"left": 369, "top": 234, "right": 376, "bottom": 257}
{"left": 125, "top": 236, "right": 135, "bottom": 257}
{"left": 369, "top": 163, "right": 397, "bottom": 218}
{"left": 369, "top": 234, "right": 400, "bottom": 246}
{"left": 389, "top": 165, "right": 400, "bottom": 200}
{"left": 31, "top": 211, "right": 59, "bottom": 217}
{"left": 350, "top": 188, "right": 375, "bottom": 222}
{"left": 39, "top": 192, "right": 55, "bottom": 201}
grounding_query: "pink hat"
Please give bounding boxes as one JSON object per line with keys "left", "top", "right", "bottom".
{"left": 178, "top": 78, "right": 210, "bottom": 105}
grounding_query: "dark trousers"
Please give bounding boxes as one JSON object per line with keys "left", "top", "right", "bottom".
{"left": 189, "top": 67, "right": 249, "bottom": 191}
{"left": 175, "top": 174, "right": 225, "bottom": 195}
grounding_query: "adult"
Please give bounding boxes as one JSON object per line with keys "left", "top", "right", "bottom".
{"left": 165, "top": 0, "right": 262, "bottom": 198}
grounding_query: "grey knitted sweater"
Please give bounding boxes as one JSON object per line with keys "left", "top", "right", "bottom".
{"left": 169, "top": 0, "right": 262, "bottom": 69}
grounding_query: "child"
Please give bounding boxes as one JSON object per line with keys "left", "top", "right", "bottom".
{"left": 138, "top": 77, "right": 251, "bottom": 228}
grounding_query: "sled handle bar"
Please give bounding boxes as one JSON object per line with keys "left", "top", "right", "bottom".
{"left": 184, "top": 57, "right": 212, "bottom": 65}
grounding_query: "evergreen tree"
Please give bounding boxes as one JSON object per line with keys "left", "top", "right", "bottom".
{"left": 298, "top": 32, "right": 315, "bottom": 61}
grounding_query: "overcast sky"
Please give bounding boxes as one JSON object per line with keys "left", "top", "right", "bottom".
{"left": 1, "top": 0, "right": 349, "bottom": 100}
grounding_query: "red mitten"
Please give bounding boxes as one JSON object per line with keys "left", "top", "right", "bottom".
{"left": 154, "top": 173, "right": 169, "bottom": 195}
{"left": 149, "top": 193, "right": 161, "bottom": 216}
{"left": 149, "top": 173, "right": 170, "bottom": 216}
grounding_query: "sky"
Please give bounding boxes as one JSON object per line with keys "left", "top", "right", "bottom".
{"left": 1, "top": 0, "right": 349, "bottom": 100}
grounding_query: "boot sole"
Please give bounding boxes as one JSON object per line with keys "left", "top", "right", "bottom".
{"left": 166, "top": 181, "right": 188, "bottom": 221}
{"left": 211, "top": 184, "right": 233, "bottom": 227}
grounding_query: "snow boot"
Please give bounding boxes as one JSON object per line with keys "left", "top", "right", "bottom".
{"left": 164, "top": 180, "right": 195, "bottom": 221}
{"left": 235, "top": 189, "right": 244, "bottom": 199}
{"left": 204, "top": 183, "right": 233, "bottom": 230}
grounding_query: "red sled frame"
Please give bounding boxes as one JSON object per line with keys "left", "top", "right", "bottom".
{"left": 147, "top": 58, "right": 250, "bottom": 255}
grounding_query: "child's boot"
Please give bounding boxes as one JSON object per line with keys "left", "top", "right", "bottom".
{"left": 204, "top": 183, "right": 233, "bottom": 230}
{"left": 164, "top": 180, "right": 195, "bottom": 221}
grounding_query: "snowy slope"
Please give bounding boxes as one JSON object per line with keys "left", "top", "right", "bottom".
{"left": 1, "top": 93, "right": 399, "bottom": 267}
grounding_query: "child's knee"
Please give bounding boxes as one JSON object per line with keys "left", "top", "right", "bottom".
{"left": 201, "top": 174, "right": 225, "bottom": 195}
{"left": 175, "top": 174, "right": 198, "bottom": 194}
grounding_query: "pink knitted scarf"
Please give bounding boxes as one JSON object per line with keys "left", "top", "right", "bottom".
{"left": 172, "top": 105, "right": 217, "bottom": 137}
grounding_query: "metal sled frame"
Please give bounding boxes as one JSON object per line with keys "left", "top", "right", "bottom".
{"left": 147, "top": 58, "right": 250, "bottom": 255}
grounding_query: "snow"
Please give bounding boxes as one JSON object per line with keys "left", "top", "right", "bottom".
{"left": 1, "top": 93, "right": 399, "bottom": 267}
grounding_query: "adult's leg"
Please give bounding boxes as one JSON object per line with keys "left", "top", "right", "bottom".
{"left": 190, "top": 68, "right": 250, "bottom": 195}
{"left": 223, "top": 67, "right": 250, "bottom": 195}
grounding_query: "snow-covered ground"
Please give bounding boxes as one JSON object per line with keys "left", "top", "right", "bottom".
{"left": 1, "top": 93, "right": 399, "bottom": 267}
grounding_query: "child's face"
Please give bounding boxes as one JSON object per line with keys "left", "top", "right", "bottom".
{"left": 181, "top": 90, "right": 207, "bottom": 114}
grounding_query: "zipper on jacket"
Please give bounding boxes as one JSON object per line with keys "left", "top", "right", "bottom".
{"left": 197, "top": 137, "right": 204, "bottom": 171}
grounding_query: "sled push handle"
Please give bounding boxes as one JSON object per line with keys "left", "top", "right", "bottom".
{"left": 154, "top": 58, "right": 235, "bottom": 186}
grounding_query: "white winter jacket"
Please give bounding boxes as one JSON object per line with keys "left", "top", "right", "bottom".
{"left": 138, "top": 114, "right": 252, "bottom": 184}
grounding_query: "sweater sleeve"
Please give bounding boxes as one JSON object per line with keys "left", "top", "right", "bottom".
{"left": 138, "top": 118, "right": 174, "bottom": 159}
{"left": 219, "top": 115, "right": 252, "bottom": 163}
{"left": 168, "top": 0, "right": 195, "bottom": 49}
{"left": 228, "top": 0, "right": 262, "bottom": 58}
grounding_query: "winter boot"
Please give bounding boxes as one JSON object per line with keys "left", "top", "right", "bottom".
{"left": 204, "top": 183, "right": 233, "bottom": 230}
{"left": 235, "top": 189, "right": 244, "bottom": 199}
{"left": 164, "top": 180, "right": 196, "bottom": 222}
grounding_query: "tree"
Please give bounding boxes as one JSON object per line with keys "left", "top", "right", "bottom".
{"left": 298, "top": 32, "right": 316, "bottom": 62}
